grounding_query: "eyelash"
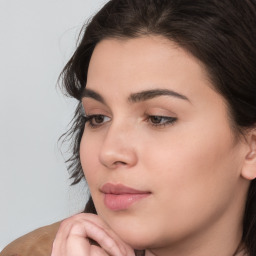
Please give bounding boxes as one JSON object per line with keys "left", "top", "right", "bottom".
{"left": 145, "top": 115, "right": 177, "bottom": 127}
{"left": 82, "top": 114, "right": 177, "bottom": 129}
{"left": 83, "top": 114, "right": 111, "bottom": 128}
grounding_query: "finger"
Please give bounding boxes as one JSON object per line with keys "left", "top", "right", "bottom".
{"left": 68, "top": 220, "right": 122, "bottom": 256}
{"left": 72, "top": 216, "right": 135, "bottom": 256}
{"left": 65, "top": 234, "right": 90, "bottom": 256}
{"left": 91, "top": 245, "right": 110, "bottom": 256}
{"left": 72, "top": 214, "right": 135, "bottom": 256}
{"left": 53, "top": 217, "right": 123, "bottom": 256}
{"left": 52, "top": 213, "right": 135, "bottom": 256}
{"left": 52, "top": 216, "right": 94, "bottom": 256}
{"left": 66, "top": 235, "right": 110, "bottom": 256}
{"left": 52, "top": 218, "right": 77, "bottom": 256}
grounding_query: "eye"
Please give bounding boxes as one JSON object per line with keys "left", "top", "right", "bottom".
{"left": 84, "top": 114, "right": 111, "bottom": 128}
{"left": 147, "top": 115, "right": 177, "bottom": 127}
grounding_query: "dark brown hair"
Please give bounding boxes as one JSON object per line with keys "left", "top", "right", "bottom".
{"left": 59, "top": 0, "right": 256, "bottom": 254}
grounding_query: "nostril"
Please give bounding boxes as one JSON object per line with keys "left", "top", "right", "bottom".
{"left": 114, "top": 161, "right": 127, "bottom": 166}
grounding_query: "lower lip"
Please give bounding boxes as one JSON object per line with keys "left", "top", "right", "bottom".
{"left": 104, "top": 193, "right": 150, "bottom": 211}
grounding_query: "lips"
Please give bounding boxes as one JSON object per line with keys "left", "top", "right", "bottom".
{"left": 100, "top": 183, "right": 151, "bottom": 211}
{"left": 101, "top": 183, "right": 149, "bottom": 194}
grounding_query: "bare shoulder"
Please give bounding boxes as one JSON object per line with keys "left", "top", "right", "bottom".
{"left": 0, "top": 221, "right": 61, "bottom": 256}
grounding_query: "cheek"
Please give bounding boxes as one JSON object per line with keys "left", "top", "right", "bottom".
{"left": 141, "top": 122, "right": 240, "bottom": 214}
{"left": 132, "top": 128, "right": 240, "bottom": 243}
{"left": 80, "top": 134, "right": 101, "bottom": 187}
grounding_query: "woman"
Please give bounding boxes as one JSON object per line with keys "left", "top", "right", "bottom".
{"left": 51, "top": 0, "right": 256, "bottom": 255}
{"left": 2, "top": 0, "right": 256, "bottom": 256}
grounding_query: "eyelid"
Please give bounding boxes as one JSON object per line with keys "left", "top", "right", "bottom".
{"left": 81, "top": 97, "right": 109, "bottom": 112}
{"left": 80, "top": 102, "right": 111, "bottom": 117}
{"left": 144, "top": 107, "right": 178, "bottom": 128}
{"left": 83, "top": 114, "right": 111, "bottom": 129}
{"left": 145, "top": 115, "right": 177, "bottom": 127}
{"left": 145, "top": 107, "right": 177, "bottom": 117}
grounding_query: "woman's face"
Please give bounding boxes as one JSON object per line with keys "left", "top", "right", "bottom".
{"left": 80, "top": 36, "right": 248, "bottom": 251}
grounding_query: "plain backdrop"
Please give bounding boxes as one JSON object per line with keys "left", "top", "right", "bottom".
{"left": 0, "top": 0, "right": 108, "bottom": 250}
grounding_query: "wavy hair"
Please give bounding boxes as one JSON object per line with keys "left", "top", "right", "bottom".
{"left": 59, "top": 0, "right": 256, "bottom": 254}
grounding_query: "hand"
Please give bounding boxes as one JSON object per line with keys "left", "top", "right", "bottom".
{"left": 51, "top": 213, "right": 136, "bottom": 256}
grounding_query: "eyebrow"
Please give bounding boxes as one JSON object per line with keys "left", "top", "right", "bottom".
{"left": 82, "top": 88, "right": 190, "bottom": 104}
{"left": 82, "top": 88, "right": 106, "bottom": 104}
{"left": 128, "top": 89, "right": 190, "bottom": 103}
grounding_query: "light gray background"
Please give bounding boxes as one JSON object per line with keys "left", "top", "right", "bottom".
{"left": 0, "top": 0, "right": 108, "bottom": 250}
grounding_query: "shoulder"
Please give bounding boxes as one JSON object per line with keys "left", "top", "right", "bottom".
{"left": 0, "top": 221, "right": 61, "bottom": 256}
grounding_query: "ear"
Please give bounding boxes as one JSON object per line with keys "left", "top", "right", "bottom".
{"left": 241, "top": 129, "right": 256, "bottom": 180}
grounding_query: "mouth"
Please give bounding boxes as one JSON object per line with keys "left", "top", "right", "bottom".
{"left": 100, "top": 183, "right": 151, "bottom": 211}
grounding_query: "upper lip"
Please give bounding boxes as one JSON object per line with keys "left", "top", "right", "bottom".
{"left": 100, "top": 183, "right": 150, "bottom": 195}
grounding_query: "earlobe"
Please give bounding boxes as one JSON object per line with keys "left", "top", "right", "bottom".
{"left": 241, "top": 132, "right": 256, "bottom": 180}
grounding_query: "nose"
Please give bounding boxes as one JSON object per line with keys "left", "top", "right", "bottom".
{"left": 99, "top": 121, "right": 138, "bottom": 169}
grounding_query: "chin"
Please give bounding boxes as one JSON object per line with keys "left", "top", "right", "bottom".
{"left": 96, "top": 201, "right": 163, "bottom": 248}
{"left": 119, "top": 232, "right": 153, "bottom": 250}
{"left": 102, "top": 215, "right": 157, "bottom": 249}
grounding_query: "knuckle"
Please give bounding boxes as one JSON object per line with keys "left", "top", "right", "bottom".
{"left": 69, "top": 220, "right": 89, "bottom": 237}
{"left": 105, "top": 237, "right": 117, "bottom": 251}
{"left": 70, "top": 221, "right": 82, "bottom": 231}
{"left": 59, "top": 218, "right": 71, "bottom": 229}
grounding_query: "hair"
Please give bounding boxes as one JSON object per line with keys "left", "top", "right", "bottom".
{"left": 59, "top": 0, "right": 256, "bottom": 254}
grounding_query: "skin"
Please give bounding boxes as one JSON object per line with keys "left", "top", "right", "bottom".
{"left": 52, "top": 36, "right": 255, "bottom": 256}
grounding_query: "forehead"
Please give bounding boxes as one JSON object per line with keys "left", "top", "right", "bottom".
{"left": 86, "top": 36, "right": 217, "bottom": 104}
{"left": 88, "top": 36, "right": 201, "bottom": 76}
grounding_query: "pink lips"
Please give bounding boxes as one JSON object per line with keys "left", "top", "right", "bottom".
{"left": 100, "top": 183, "right": 151, "bottom": 211}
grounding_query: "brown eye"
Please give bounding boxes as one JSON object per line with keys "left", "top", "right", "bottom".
{"left": 150, "top": 116, "right": 163, "bottom": 124}
{"left": 147, "top": 115, "right": 177, "bottom": 127}
{"left": 93, "top": 115, "right": 105, "bottom": 124}
{"left": 84, "top": 114, "right": 111, "bottom": 128}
